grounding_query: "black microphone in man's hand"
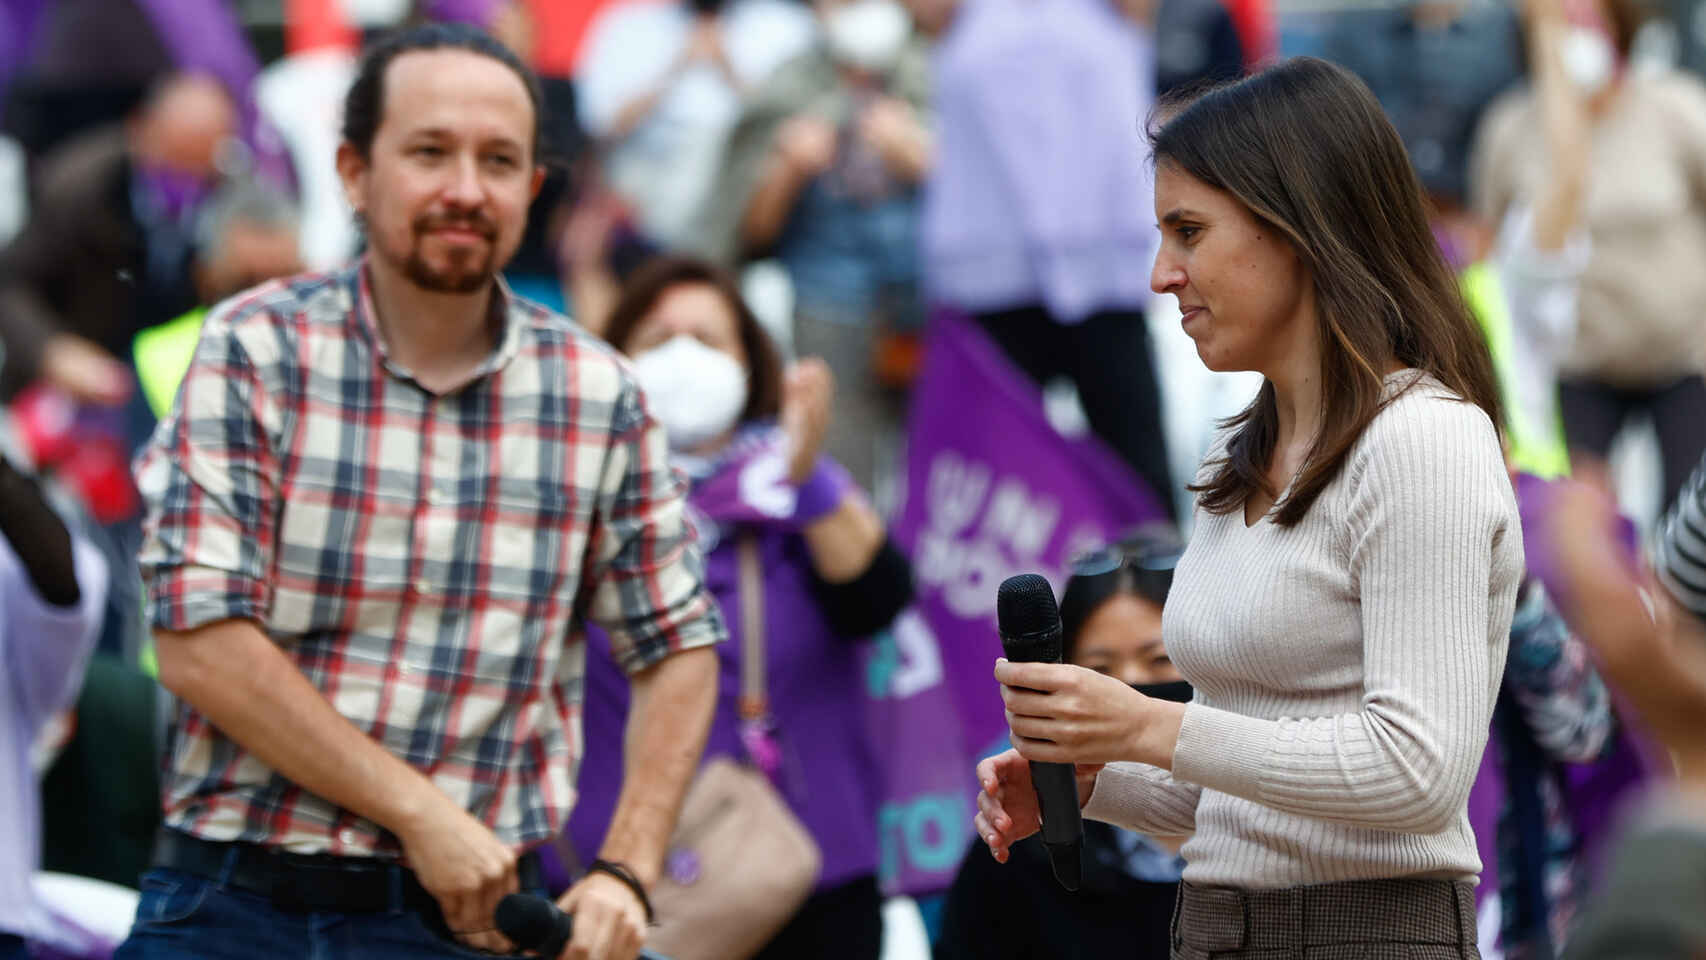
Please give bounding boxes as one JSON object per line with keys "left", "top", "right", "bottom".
{"left": 495, "top": 893, "right": 672, "bottom": 960}
{"left": 997, "top": 573, "right": 1083, "bottom": 892}
{"left": 497, "top": 894, "right": 572, "bottom": 957}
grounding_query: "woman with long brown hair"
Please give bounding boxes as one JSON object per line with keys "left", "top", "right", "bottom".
{"left": 971, "top": 57, "right": 1523, "bottom": 958}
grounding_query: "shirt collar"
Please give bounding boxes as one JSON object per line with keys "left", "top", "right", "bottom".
{"left": 346, "top": 256, "right": 527, "bottom": 392}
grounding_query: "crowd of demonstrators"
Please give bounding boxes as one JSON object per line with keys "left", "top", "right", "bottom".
{"left": 935, "top": 529, "right": 1189, "bottom": 960}
{"left": 0, "top": 73, "right": 237, "bottom": 409}
{"left": 699, "top": 0, "right": 932, "bottom": 494}
{"left": 1472, "top": 0, "right": 1706, "bottom": 516}
{"left": 1324, "top": 0, "right": 1525, "bottom": 259}
{"left": 1324, "top": 4, "right": 1702, "bottom": 957}
{"left": 923, "top": 0, "right": 1176, "bottom": 519}
{"left": 567, "top": 256, "right": 914, "bottom": 959}
{"left": 574, "top": 0, "right": 815, "bottom": 253}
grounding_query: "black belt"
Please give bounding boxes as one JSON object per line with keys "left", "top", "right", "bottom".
{"left": 151, "top": 829, "right": 545, "bottom": 915}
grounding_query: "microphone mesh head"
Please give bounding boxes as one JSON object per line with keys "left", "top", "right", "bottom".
{"left": 495, "top": 893, "right": 558, "bottom": 948}
{"left": 997, "top": 573, "right": 1059, "bottom": 635}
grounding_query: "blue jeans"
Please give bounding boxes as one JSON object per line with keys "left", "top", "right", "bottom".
{"left": 114, "top": 867, "right": 548, "bottom": 959}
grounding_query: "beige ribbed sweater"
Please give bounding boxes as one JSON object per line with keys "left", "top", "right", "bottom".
{"left": 1084, "top": 373, "right": 1523, "bottom": 888}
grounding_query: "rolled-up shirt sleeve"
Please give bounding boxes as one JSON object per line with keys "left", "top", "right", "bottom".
{"left": 584, "top": 380, "right": 726, "bottom": 674}
{"left": 137, "top": 303, "right": 285, "bottom": 632}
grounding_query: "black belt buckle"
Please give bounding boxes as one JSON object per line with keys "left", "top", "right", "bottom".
{"left": 269, "top": 866, "right": 313, "bottom": 914}
{"left": 271, "top": 853, "right": 392, "bottom": 914}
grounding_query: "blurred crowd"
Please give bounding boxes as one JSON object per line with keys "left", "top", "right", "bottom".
{"left": 2, "top": 0, "right": 1706, "bottom": 958}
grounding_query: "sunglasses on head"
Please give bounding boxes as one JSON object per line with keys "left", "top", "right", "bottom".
{"left": 1067, "top": 537, "right": 1182, "bottom": 606}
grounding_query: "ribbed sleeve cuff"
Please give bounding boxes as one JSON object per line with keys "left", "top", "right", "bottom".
{"left": 1081, "top": 761, "right": 1199, "bottom": 836}
{"left": 1170, "top": 702, "right": 1274, "bottom": 800}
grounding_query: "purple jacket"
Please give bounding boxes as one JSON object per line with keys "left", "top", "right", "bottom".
{"left": 567, "top": 429, "right": 881, "bottom": 890}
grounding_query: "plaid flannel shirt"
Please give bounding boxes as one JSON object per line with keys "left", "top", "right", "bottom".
{"left": 135, "top": 261, "right": 724, "bottom": 857}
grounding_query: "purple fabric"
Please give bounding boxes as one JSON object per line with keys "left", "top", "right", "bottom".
{"left": 922, "top": 0, "right": 1158, "bottom": 324}
{"left": 0, "top": 0, "right": 46, "bottom": 112}
{"left": 872, "top": 308, "right": 1169, "bottom": 893}
{"left": 1465, "top": 473, "right": 1657, "bottom": 920}
{"left": 684, "top": 429, "right": 854, "bottom": 533}
{"left": 1514, "top": 472, "right": 1639, "bottom": 612}
{"left": 568, "top": 426, "right": 882, "bottom": 891}
{"left": 132, "top": 0, "right": 296, "bottom": 190}
{"left": 422, "top": 0, "right": 505, "bottom": 25}
{"left": 792, "top": 459, "right": 855, "bottom": 526}
{"left": 134, "top": 164, "right": 213, "bottom": 224}
{"left": 1, "top": 535, "right": 106, "bottom": 950}
{"left": 1468, "top": 725, "right": 1651, "bottom": 909}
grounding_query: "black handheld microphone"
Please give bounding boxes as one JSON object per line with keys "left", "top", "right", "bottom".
{"left": 495, "top": 893, "right": 672, "bottom": 960}
{"left": 997, "top": 573, "right": 1083, "bottom": 892}
{"left": 496, "top": 894, "right": 572, "bottom": 958}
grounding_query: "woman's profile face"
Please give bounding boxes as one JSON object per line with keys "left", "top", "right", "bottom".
{"left": 1071, "top": 593, "right": 1179, "bottom": 687}
{"left": 622, "top": 282, "right": 749, "bottom": 372}
{"left": 1150, "top": 163, "right": 1314, "bottom": 375}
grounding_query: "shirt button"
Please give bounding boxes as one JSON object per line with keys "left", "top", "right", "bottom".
{"left": 340, "top": 829, "right": 360, "bottom": 846}
{"left": 415, "top": 578, "right": 431, "bottom": 593}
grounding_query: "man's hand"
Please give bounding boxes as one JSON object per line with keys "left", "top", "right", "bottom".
{"left": 773, "top": 114, "right": 838, "bottom": 181}
{"left": 780, "top": 358, "right": 834, "bottom": 484}
{"left": 556, "top": 871, "right": 648, "bottom": 960}
{"left": 397, "top": 794, "right": 520, "bottom": 954}
{"left": 857, "top": 96, "right": 931, "bottom": 181}
{"left": 40, "top": 333, "right": 131, "bottom": 407}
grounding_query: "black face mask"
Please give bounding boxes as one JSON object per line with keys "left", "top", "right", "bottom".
{"left": 1132, "top": 680, "right": 1193, "bottom": 704}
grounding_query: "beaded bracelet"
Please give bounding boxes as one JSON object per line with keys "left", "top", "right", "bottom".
{"left": 588, "top": 858, "right": 656, "bottom": 924}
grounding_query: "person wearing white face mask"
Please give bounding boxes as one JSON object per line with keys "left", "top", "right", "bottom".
{"left": 1471, "top": 0, "right": 1706, "bottom": 523}
{"left": 692, "top": 0, "right": 932, "bottom": 494}
{"left": 566, "top": 256, "right": 915, "bottom": 960}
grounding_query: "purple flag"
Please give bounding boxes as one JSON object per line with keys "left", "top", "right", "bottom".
{"left": 868, "top": 309, "right": 1168, "bottom": 895}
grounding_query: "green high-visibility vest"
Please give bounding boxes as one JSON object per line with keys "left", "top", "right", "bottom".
{"left": 132, "top": 308, "right": 207, "bottom": 420}
{"left": 1461, "top": 262, "right": 1571, "bottom": 479}
{"left": 129, "top": 308, "right": 208, "bottom": 677}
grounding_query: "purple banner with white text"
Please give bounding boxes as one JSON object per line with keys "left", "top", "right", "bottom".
{"left": 867, "top": 309, "right": 1169, "bottom": 896}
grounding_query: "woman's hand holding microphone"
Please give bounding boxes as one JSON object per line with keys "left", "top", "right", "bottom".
{"left": 975, "top": 660, "right": 1187, "bottom": 862}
